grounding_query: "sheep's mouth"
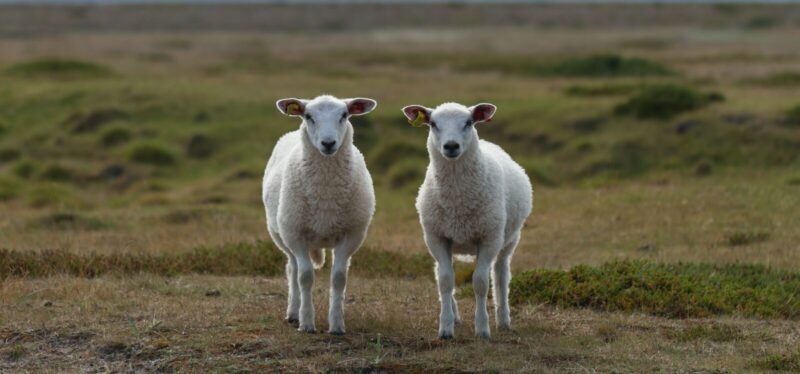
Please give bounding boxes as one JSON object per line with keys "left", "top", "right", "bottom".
{"left": 320, "top": 148, "right": 338, "bottom": 156}
{"left": 442, "top": 150, "right": 461, "bottom": 159}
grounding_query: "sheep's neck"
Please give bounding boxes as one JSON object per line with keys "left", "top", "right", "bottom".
{"left": 299, "top": 123, "right": 355, "bottom": 188}
{"left": 429, "top": 142, "right": 489, "bottom": 199}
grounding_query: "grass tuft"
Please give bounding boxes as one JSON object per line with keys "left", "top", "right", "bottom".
{"left": 99, "top": 126, "right": 133, "bottom": 147}
{"left": 727, "top": 231, "right": 770, "bottom": 247}
{"left": 128, "top": 142, "right": 177, "bottom": 166}
{"left": 541, "top": 54, "right": 672, "bottom": 78}
{"left": 39, "top": 164, "right": 74, "bottom": 182}
{"left": 614, "top": 84, "right": 724, "bottom": 120}
{"left": 750, "top": 352, "right": 800, "bottom": 371}
{"left": 0, "top": 148, "right": 21, "bottom": 163}
{"left": 786, "top": 105, "right": 800, "bottom": 127}
{"left": 668, "top": 324, "right": 742, "bottom": 342}
{"left": 5, "top": 58, "right": 113, "bottom": 79}
{"left": 31, "top": 212, "right": 111, "bottom": 231}
{"left": 509, "top": 260, "right": 800, "bottom": 319}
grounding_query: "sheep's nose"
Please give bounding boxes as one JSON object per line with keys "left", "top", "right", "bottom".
{"left": 321, "top": 140, "right": 337, "bottom": 151}
{"left": 443, "top": 142, "right": 460, "bottom": 152}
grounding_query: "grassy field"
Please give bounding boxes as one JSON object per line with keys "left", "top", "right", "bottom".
{"left": 1, "top": 3, "right": 800, "bottom": 372}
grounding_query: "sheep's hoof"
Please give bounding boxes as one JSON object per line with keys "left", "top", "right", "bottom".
{"left": 497, "top": 323, "right": 513, "bottom": 332}
{"left": 454, "top": 317, "right": 462, "bottom": 325}
{"left": 475, "top": 331, "right": 491, "bottom": 339}
{"left": 298, "top": 325, "right": 316, "bottom": 333}
{"left": 329, "top": 330, "right": 345, "bottom": 336}
{"left": 286, "top": 317, "right": 299, "bottom": 326}
{"left": 439, "top": 333, "right": 454, "bottom": 340}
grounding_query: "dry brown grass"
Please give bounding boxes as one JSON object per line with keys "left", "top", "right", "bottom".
{"left": 2, "top": 274, "right": 799, "bottom": 372}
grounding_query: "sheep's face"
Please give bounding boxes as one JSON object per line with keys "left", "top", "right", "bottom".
{"left": 277, "top": 96, "right": 376, "bottom": 156}
{"left": 402, "top": 103, "right": 496, "bottom": 160}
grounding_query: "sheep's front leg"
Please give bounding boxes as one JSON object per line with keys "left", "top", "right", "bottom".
{"left": 293, "top": 248, "right": 316, "bottom": 333}
{"left": 285, "top": 254, "right": 300, "bottom": 325}
{"left": 474, "top": 239, "right": 503, "bottom": 338}
{"left": 328, "top": 230, "right": 366, "bottom": 335}
{"left": 426, "top": 234, "right": 455, "bottom": 339}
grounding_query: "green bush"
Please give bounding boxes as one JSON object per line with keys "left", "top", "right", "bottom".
{"left": 99, "top": 126, "right": 133, "bottom": 147}
{"left": 368, "top": 140, "right": 427, "bottom": 172}
{"left": 509, "top": 260, "right": 800, "bottom": 319}
{"left": 0, "top": 177, "right": 20, "bottom": 202}
{"left": 5, "top": 58, "right": 113, "bottom": 79}
{"left": 11, "top": 159, "right": 37, "bottom": 179}
{"left": 0, "top": 148, "right": 21, "bottom": 163}
{"left": 128, "top": 142, "right": 177, "bottom": 166}
{"left": 39, "top": 164, "right": 73, "bottom": 182}
{"left": 32, "top": 212, "right": 110, "bottom": 231}
{"left": 541, "top": 54, "right": 673, "bottom": 77}
{"left": 186, "top": 134, "right": 216, "bottom": 159}
{"left": 385, "top": 158, "right": 425, "bottom": 189}
{"left": 614, "top": 84, "right": 724, "bottom": 120}
{"left": 786, "top": 105, "right": 800, "bottom": 126}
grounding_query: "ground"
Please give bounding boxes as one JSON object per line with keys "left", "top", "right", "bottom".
{"left": 1, "top": 3, "right": 800, "bottom": 372}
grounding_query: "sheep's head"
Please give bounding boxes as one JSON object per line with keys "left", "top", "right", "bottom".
{"left": 402, "top": 102, "right": 496, "bottom": 160}
{"left": 277, "top": 95, "right": 377, "bottom": 156}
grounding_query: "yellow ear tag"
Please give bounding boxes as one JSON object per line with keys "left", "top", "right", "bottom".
{"left": 286, "top": 102, "right": 301, "bottom": 115}
{"left": 409, "top": 111, "right": 427, "bottom": 127}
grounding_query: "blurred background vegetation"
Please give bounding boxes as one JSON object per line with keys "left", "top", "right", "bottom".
{"left": 0, "top": 3, "right": 798, "bottom": 268}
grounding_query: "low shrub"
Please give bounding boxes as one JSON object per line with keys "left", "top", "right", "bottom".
{"left": 368, "top": 140, "right": 427, "bottom": 172}
{"left": 614, "top": 84, "right": 724, "bottom": 120}
{"left": 39, "top": 164, "right": 73, "bottom": 182}
{"left": 32, "top": 212, "right": 110, "bottom": 231}
{"left": 128, "top": 142, "right": 177, "bottom": 166}
{"left": 509, "top": 260, "right": 800, "bottom": 319}
{"left": 5, "top": 58, "right": 113, "bottom": 79}
{"left": 186, "top": 134, "right": 216, "bottom": 159}
{"left": 564, "top": 84, "right": 639, "bottom": 97}
{"left": 0, "top": 177, "right": 20, "bottom": 201}
{"left": 541, "top": 54, "right": 673, "bottom": 78}
{"left": 12, "top": 159, "right": 37, "bottom": 179}
{"left": 0, "top": 148, "right": 21, "bottom": 163}
{"left": 786, "top": 105, "right": 800, "bottom": 126}
{"left": 385, "top": 158, "right": 425, "bottom": 189}
{"left": 64, "top": 108, "right": 129, "bottom": 134}
{"left": 726, "top": 231, "right": 770, "bottom": 247}
{"left": 99, "top": 126, "right": 133, "bottom": 147}
{"left": 750, "top": 353, "right": 800, "bottom": 371}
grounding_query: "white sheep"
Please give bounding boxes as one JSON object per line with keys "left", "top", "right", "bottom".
{"left": 402, "top": 102, "right": 533, "bottom": 339}
{"left": 264, "top": 95, "right": 377, "bottom": 334}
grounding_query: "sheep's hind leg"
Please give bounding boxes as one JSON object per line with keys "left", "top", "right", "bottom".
{"left": 328, "top": 230, "right": 367, "bottom": 335}
{"left": 451, "top": 294, "right": 461, "bottom": 325}
{"left": 493, "top": 233, "right": 520, "bottom": 331}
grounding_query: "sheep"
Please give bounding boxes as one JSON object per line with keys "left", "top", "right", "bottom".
{"left": 264, "top": 95, "right": 377, "bottom": 334}
{"left": 401, "top": 102, "right": 533, "bottom": 339}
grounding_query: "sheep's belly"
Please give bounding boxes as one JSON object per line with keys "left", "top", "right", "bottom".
{"left": 451, "top": 242, "right": 477, "bottom": 256}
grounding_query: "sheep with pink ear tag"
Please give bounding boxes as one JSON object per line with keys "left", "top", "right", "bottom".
{"left": 402, "top": 102, "right": 533, "bottom": 339}
{"left": 264, "top": 95, "right": 377, "bottom": 335}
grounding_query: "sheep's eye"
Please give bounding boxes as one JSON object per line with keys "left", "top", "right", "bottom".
{"left": 430, "top": 121, "right": 437, "bottom": 129}
{"left": 464, "top": 120, "right": 473, "bottom": 129}
{"left": 304, "top": 114, "right": 314, "bottom": 123}
{"left": 340, "top": 112, "right": 347, "bottom": 121}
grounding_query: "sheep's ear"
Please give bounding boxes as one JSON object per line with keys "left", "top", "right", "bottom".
{"left": 402, "top": 105, "right": 432, "bottom": 128}
{"left": 276, "top": 98, "right": 307, "bottom": 116}
{"left": 470, "top": 103, "right": 497, "bottom": 123}
{"left": 345, "top": 98, "right": 377, "bottom": 116}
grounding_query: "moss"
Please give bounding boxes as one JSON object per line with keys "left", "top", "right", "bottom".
{"left": 614, "top": 84, "right": 724, "bottom": 120}
{"left": 128, "top": 142, "right": 177, "bottom": 166}
{"left": 509, "top": 260, "right": 800, "bottom": 319}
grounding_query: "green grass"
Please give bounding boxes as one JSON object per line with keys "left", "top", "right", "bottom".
{"left": 5, "top": 58, "right": 114, "bottom": 79}
{"left": 668, "top": 324, "right": 742, "bottom": 342}
{"left": 509, "top": 260, "right": 800, "bottom": 319}
{"left": 614, "top": 84, "right": 724, "bottom": 120}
